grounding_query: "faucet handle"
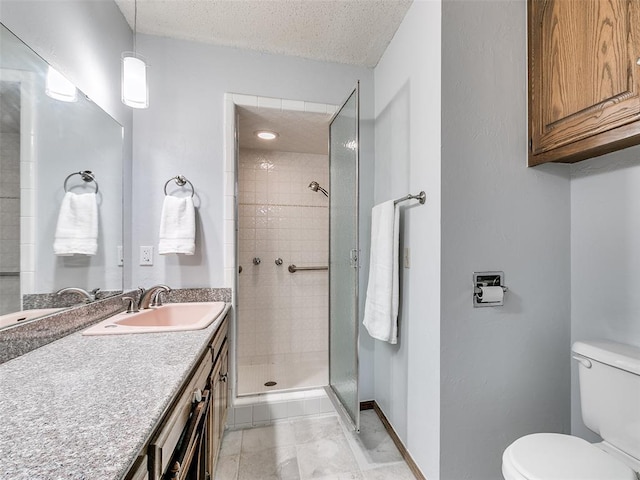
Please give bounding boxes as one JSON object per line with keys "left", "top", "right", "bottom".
{"left": 151, "top": 290, "right": 167, "bottom": 307}
{"left": 122, "top": 296, "right": 139, "bottom": 313}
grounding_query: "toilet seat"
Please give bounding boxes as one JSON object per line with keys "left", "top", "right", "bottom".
{"left": 502, "top": 433, "right": 637, "bottom": 480}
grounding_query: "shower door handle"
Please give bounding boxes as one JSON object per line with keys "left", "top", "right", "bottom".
{"left": 350, "top": 249, "right": 359, "bottom": 268}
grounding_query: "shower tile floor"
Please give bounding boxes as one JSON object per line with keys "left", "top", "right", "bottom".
{"left": 237, "top": 355, "right": 328, "bottom": 395}
{"left": 214, "top": 410, "right": 417, "bottom": 480}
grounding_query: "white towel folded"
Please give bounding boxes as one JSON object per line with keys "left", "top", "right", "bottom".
{"left": 53, "top": 192, "right": 98, "bottom": 256}
{"left": 363, "top": 200, "right": 400, "bottom": 344}
{"left": 158, "top": 195, "right": 196, "bottom": 255}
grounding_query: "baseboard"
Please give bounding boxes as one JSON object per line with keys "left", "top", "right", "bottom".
{"left": 360, "top": 400, "right": 427, "bottom": 480}
{"left": 359, "top": 400, "right": 375, "bottom": 411}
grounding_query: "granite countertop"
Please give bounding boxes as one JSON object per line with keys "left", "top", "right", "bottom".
{"left": 0, "top": 303, "right": 231, "bottom": 480}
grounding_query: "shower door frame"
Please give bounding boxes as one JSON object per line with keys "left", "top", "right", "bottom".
{"left": 227, "top": 93, "right": 338, "bottom": 402}
{"left": 326, "top": 82, "right": 360, "bottom": 432}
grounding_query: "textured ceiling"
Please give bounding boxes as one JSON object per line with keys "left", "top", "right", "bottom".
{"left": 114, "top": 0, "right": 412, "bottom": 67}
{"left": 238, "top": 106, "right": 330, "bottom": 154}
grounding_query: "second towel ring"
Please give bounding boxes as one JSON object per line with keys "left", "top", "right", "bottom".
{"left": 164, "top": 175, "right": 195, "bottom": 198}
{"left": 64, "top": 171, "right": 99, "bottom": 194}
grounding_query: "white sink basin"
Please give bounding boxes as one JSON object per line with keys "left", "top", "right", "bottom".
{"left": 82, "top": 302, "right": 226, "bottom": 336}
{"left": 0, "top": 308, "right": 64, "bottom": 330}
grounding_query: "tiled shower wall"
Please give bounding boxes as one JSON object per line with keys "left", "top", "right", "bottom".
{"left": 0, "top": 130, "right": 20, "bottom": 315}
{"left": 237, "top": 148, "right": 328, "bottom": 369}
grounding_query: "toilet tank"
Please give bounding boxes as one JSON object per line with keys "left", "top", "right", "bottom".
{"left": 572, "top": 340, "right": 640, "bottom": 460}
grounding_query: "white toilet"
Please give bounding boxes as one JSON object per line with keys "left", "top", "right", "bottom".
{"left": 502, "top": 340, "right": 640, "bottom": 480}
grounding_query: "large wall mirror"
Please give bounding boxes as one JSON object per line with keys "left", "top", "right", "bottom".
{"left": 0, "top": 23, "right": 123, "bottom": 320}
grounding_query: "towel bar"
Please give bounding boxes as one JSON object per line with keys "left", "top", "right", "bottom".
{"left": 63, "top": 171, "right": 99, "bottom": 194}
{"left": 394, "top": 191, "right": 425, "bottom": 205}
{"left": 164, "top": 175, "right": 195, "bottom": 198}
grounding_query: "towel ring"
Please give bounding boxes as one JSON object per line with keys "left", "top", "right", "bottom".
{"left": 64, "top": 171, "right": 99, "bottom": 194}
{"left": 164, "top": 175, "right": 195, "bottom": 198}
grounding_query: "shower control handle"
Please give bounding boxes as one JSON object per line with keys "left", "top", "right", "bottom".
{"left": 275, "top": 258, "right": 283, "bottom": 266}
{"left": 253, "top": 257, "right": 261, "bottom": 265}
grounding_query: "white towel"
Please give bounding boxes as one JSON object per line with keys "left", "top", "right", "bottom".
{"left": 363, "top": 200, "right": 400, "bottom": 344}
{"left": 158, "top": 195, "right": 196, "bottom": 255}
{"left": 53, "top": 192, "right": 98, "bottom": 256}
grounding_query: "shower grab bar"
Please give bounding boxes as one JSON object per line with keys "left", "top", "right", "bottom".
{"left": 288, "top": 264, "right": 328, "bottom": 273}
{"left": 394, "top": 190, "right": 426, "bottom": 205}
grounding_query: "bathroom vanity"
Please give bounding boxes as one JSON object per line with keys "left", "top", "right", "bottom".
{"left": 0, "top": 303, "right": 230, "bottom": 480}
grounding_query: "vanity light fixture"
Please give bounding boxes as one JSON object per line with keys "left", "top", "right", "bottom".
{"left": 121, "top": 0, "right": 148, "bottom": 109}
{"left": 255, "top": 130, "right": 279, "bottom": 140}
{"left": 45, "top": 66, "right": 78, "bottom": 102}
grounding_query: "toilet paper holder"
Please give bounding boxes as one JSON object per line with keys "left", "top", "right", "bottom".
{"left": 473, "top": 271, "right": 508, "bottom": 308}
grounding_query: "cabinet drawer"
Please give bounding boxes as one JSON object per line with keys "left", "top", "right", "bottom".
{"left": 148, "top": 352, "right": 212, "bottom": 480}
{"left": 211, "top": 314, "right": 228, "bottom": 363}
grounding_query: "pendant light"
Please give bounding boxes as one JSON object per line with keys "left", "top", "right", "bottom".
{"left": 121, "top": 0, "right": 148, "bottom": 108}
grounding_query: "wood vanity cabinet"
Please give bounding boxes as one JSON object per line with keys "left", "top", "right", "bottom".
{"left": 528, "top": 0, "right": 640, "bottom": 166}
{"left": 208, "top": 321, "right": 229, "bottom": 476}
{"left": 125, "top": 313, "right": 229, "bottom": 480}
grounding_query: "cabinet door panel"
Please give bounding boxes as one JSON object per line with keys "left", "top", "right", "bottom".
{"left": 218, "top": 343, "right": 229, "bottom": 435}
{"left": 208, "top": 359, "right": 222, "bottom": 476}
{"left": 529, "top": 0, "right": 640, "bottom": 160}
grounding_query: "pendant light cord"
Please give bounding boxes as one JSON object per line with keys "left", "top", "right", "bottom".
{"left": 133, "top": 0, "right": 137, "bottom": 53}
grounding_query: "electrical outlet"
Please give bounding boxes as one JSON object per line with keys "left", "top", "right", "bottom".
{"left": 117, "top": 246, "right": 124, "bottom": 266}
{"left": 404, "top": 247, "right": 410, "bottom": 268}
{"left": 140, "top": 246, "right": 153, "bottom": 265}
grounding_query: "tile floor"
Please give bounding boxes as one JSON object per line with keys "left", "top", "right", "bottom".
{"left": 214, "top": 410, "right": 416, "bottom": 479}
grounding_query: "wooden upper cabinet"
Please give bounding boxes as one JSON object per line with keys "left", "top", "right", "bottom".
{"left": 528, "top": 0, "right": 640, "bottom": 166}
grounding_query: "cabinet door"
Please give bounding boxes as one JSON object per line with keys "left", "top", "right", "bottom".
{"left": 208, "top": 358, "right": 222, "bottom": 476}
{"left": 217, "top": 342, "right": 229, "bottom": 436}
{"left": 529, "top": 0, "right": 640, "bottom": 165}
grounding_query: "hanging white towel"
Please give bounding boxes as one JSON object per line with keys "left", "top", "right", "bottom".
{"left": 53, "top": 192, "right": 98, "bottom": 256}
{"left": 158, "top": 195, "right": 196, "bottom": 255}
{"left": 363, "top": 200, "right": 400, "bottom": 344}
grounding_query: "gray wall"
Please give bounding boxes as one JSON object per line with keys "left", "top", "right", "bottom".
{"left": 0, "top": 0, "right": 134, "bottom": 289}
{"left": 131, "top": 33, "right": 376, "bottom": 399}
{"left": 440, "top": 1, "right": 571, "bottom": 479}
{"left": 372, "top": 1, "right": 441, "bottom": 478}
{"left": 570, "top": 146, "right": 640, "bottom": 440}
{"left": 0, "top": 0, "right": 131, "bottom": 127}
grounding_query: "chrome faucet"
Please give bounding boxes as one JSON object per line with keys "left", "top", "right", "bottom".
{"left": 138, "top": 285, "right": 171, "bottom": 310}
{"left": 56, "top": 287, "right": 100, "bottom": 303}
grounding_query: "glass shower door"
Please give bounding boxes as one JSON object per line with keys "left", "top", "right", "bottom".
{"left": 328, "top": 84, "right": 359, "bottom": 431}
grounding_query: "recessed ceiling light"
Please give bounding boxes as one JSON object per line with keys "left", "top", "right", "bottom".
{"left": 255, "top": 130, "right": 279, "bottom": 140}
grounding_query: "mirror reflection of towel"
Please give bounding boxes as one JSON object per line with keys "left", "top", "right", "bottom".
{"left": 159, "top": 196, "right": 195, "bottom": 255}
{"left": 53, "top": 192, "right": 98, "bottom": 256}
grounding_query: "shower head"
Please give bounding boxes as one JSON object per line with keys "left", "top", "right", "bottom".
{"left": 308, "top": 181, "right": 328, "bottom": 197}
